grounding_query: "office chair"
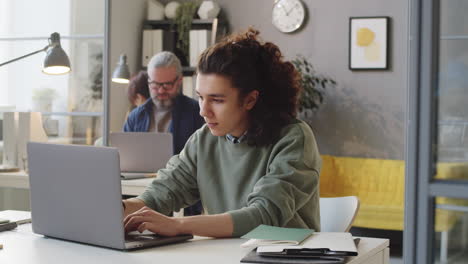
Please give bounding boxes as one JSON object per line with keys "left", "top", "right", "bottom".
{"left": 320, "top": 196, "right": 360, "bottom": 232}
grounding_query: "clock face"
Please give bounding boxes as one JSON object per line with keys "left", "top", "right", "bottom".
{"left": 272, "top": 0, "right": 306, "bottom": 33}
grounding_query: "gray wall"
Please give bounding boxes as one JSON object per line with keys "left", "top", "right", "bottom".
{"left": 214, "top": 0, "right": 408, "bottom": 159}
{"left": 149, "top": 0, "right": 408, "bottom": 159}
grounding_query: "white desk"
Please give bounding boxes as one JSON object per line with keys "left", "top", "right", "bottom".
{"left": 0, "top": 171, "right": 152, "bottom": 196}
{"left": 0, "top": 223, "right": 389, "bottom": 264}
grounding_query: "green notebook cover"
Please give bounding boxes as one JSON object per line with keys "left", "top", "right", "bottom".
{"left": 241, "top": 225, "right": 314, "bottom": 245}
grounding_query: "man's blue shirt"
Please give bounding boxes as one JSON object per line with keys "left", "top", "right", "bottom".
{"left": 123, "top": 94, "right": 204, "bottom": 155}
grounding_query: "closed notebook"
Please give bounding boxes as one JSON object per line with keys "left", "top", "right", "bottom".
{"left": 241, "top": 225, "right": 314, "bottom": 248}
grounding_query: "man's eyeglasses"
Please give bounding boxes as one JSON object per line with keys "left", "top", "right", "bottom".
{"left": 148, "top": 76, "right": 179, "bottom": 91}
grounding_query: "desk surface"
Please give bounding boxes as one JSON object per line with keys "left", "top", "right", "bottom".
{"left": 0, "top": 223, "right": 389, "bottom": 264}
{"left": 0, "top": 171, "right": 152, "bottom": 196}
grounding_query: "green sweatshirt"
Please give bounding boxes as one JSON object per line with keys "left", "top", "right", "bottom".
{"left": 138, "top": 119, "right": 321, "bottom": 237}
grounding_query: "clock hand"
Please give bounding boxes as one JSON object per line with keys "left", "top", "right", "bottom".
{"left": 279, "top": 4, "right": 289, "bottom": 16}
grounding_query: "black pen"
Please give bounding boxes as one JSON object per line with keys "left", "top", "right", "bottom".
{"left": 0, "top": 222, "right": 18, "bottom": 232}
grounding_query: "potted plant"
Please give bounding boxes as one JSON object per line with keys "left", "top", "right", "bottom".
{"left": 173, "top": 1, "right": 200, "bottom": 64}
{"left": 291, "top": 55, "right": 336, "bottom": 117}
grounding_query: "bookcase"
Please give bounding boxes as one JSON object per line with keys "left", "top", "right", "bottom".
{"left": 141, "top": 18, "right": 227, "bottom": 98}
{"left": 141, "top": 18, "right": 226, "bottom": 74}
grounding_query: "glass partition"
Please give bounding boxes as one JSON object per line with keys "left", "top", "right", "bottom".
{"left": 406, "top": 0, "right": 468, "bottom": 263}
{"left": 437, "top": 0, "right": 468, "bottom": 167}
{"left": 0, "top": 0, "right": 105, "bottom": 165}
{"left": 433, "top": 197, "right": 468, "bottom": 263}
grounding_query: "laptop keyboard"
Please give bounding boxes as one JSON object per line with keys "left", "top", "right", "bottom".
{"left": 125, "top": 233, "right": 160, "bottom": 242}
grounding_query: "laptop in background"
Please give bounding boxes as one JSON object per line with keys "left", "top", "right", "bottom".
{"left": 109, "top": 132, "right": 172, "bottom": 179}
{"left": 27, "top": 142, "right": 192, "bottom": 250}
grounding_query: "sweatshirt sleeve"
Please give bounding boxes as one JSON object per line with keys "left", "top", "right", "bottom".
{"left": 137, "top": 131, "right": 200, "bottom": 215}
{"left": 228, "top": 123, "right": 321, "bottom": 237}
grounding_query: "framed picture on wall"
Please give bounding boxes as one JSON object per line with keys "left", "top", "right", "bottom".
{"left": 349, "top": 16, "right": 390, "bottom": 70}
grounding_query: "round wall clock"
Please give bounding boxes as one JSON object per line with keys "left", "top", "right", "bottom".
{"left": 272, "top": 0, "right": 306, "bottom": 33}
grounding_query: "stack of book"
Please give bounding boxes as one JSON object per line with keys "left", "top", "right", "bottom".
{"left": 240, "top": 225, "right": 358, "bottom": 264}
{"left": 189, "top": 29, "right": 212, "bottom": 67}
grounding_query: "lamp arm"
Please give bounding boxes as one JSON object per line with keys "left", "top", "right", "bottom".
{"left": 0, "top": 44, "right": 50, "bottom": 67}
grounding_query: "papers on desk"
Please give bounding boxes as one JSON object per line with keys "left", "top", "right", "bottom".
{"left": 0, "top": 210, "right": 31, "bottom": 224}
{"left": 240, "top": 232, "right": 358, "bottom": 264}
{"left": 257, "top": 232, "right": 358, "bottom": 257}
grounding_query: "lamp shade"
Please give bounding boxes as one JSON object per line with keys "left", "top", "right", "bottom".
{"left": 112, "top": 54, "right": 130, "bottom": 84}
{"left": 43, "top": 32, "right": 71, "bottom": 75}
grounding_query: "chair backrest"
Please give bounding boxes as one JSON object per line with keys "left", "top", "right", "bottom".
{"left": 319, "top": 196, "right": 360, "bottom": 232}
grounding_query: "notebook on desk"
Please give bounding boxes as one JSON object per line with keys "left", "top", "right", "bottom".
{"left": 27, "top": 142, "right": 192, "bottom": 250}
{"left": 109, "top": 132, "right": 173, "bottom": 179}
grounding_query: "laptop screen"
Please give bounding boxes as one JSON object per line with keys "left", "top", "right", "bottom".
{"left": 109, "top": 132, "right": 173, "bottom": 173}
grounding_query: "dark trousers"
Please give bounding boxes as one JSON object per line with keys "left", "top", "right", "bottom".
{"left": 184, "top": 200, "right": 203, "bottom": 216}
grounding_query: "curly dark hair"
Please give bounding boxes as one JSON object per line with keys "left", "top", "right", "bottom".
{"left": 197, "top": 28, "right": 302, "bottom": 146}
{"left": 127, "top": 70, "right": 150, "bottom": 105}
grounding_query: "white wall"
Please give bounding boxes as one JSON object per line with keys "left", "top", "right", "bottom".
{"left": 0, "top": 0, "right": 71, "bottom": 111}
{"left": 109, "top": 0, "right": 147, "bottom": 133}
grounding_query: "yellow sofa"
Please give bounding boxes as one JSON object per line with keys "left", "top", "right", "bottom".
{"left": 319, "top": 155, "right": 466, "bottom": 232}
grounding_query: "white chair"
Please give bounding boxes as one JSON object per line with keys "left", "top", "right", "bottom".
{"left": 319, "top": 196, "right": 360, "bottom": 232}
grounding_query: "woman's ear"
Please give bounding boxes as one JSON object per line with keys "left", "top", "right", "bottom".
{"left": 244, "top": 90, "right": 259, "bottom": 110}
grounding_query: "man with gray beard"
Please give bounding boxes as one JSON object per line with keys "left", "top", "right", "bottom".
{"left": 123, "top": 51, "right": 204, "bottom": 215}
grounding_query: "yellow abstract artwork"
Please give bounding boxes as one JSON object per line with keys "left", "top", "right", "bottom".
{"left": 349, "top": 17, "right": 389, "bottom": 70}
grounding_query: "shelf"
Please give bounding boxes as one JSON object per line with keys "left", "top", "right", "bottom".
{"left": 140, "top": 18, "right": 227, "bottom": 71}
{"left": 182, "top": 66, "right": 196, "bottom": 76}
{"left": 143, "top": 18, "right": 224, "bottom": 31}
{"left": 144, "top": 18, "right": 222, "bottom": 26}
{"left": 141, "top": 66, "right": 196, "bottom": 76}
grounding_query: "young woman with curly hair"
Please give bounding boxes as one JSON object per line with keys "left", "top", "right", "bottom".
{"left": 122, "top": 28, "right": 321, "bottom": 238}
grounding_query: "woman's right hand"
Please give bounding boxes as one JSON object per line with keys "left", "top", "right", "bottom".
{"left": 123, "top": 206, "right": 183, "bottom": 236}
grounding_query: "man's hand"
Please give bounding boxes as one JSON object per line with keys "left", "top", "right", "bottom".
{"left": 124, "top": 206, "right": 183, "bottom": 237}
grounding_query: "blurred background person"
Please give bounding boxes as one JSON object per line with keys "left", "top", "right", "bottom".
{"left": 125, "top": 71, "right": 150, "bottom": 120}
{"left": 128, "top": 70, "right": 150, "bottom": 108}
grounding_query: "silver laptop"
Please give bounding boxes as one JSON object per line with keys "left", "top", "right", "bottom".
{"left": 27, "top": 142, "right": 192, "bottom": 250}
{"left": 109, "top": 132, "right": 173, "bottom": 179}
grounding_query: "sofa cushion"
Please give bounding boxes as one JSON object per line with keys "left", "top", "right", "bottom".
{"left": 319, "top": 155, "right": 466, "bottom": 232}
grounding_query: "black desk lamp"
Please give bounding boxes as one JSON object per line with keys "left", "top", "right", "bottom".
{"left": 0, "top": 32, "right": 71, "bottom": 172}
{"left": 111, "top": 54, "right": 130, "bottom": 84}
{"left": 0, "top": 32, "right": 71, "bottom": 74}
